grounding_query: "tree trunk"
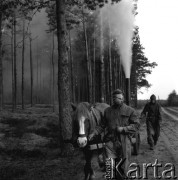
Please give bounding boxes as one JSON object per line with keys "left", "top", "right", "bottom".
{"left": 77, "top": 77, "right": 80, "bottom": 103}
{"left": 49, "top": 50, "right": 52, "bottom": 104}
{"left": 114, "top": 56, "right": 117, "bottom": 90}
{"left": 92, "top": 25, "right": 96, "bottom": 104}
{"left": 11, "top": 22, "right": 15, "bottom": 111}
{"left": 105, "top": 61, "right": 109, "bottom": 104}
{"left": 82, "top": 6, "right": 92, "bottom": 103}
{"left": 21, "top": 18, "right": 25, "bottom": 109}
{"left": 0, "top": 12, "right": 3, "bottom": 111}
{"left": 119, "top": 58, "right": 122, "bottom": 88}
{"left": 99, "top": 10, "right": 105, "bottom": 103}
{"left": 56, "top": 0, "right": 73, "bottom": 156}
{"left": 134, "top": 58, "right": 137, "bottom": 107}
{"left": 51, "top": 32, "right": 55, "bottom": 112}
{"left": 39, "top": 58, "right": 41, "bottom": 103}
{"left": 122, "top": 68, "right": 125, "bottom": 93}
{"left": 68, "top": 29, "right": 75, "bottom": 103}
{"left": 131, "top": 54, "right": 137, "bottom": 107}
{"left": 13, "top": 12, "right": 17, "bottom": 109}
{"left": 108, "top": 19, "right": 112, "bottom": 105}
{"left": 29, "top": 32, "right": 33, "bottom": 107}
{"left": 76, "top": 54, "right": 80, "bottom": 103}
{"left": 36, "top": 42, "right": 39, "bottom": 104}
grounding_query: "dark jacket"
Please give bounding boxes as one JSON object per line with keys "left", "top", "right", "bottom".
{"left": 141, "top": 102, "right": 162, "bottom": 123}
{"left": 93, "top": 103, "right": 140, "bottom": 172}
{"left": 93, "top": 103, "right": 140, "bottom": 141}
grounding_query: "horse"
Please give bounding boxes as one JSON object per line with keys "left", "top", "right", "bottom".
{"left": 71, "top": 102, "right": 110, "bottom": 180}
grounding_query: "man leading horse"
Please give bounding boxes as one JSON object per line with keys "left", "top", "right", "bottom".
{"left": 88, "top": 89, "right": 140, "bottom": 177}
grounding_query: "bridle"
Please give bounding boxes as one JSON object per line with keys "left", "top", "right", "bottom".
{"left": 77, "top": 105, "right": 105, "bottom": 150}
{"left": 78, "top": 134, "right": 87, "bottom": 138}
{"left": 78, "top": 105, "right": 98, "bottom": 138}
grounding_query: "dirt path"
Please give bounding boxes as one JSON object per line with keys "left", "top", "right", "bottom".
{"left": 170, "top": 107, "right": 178, "bottom": 111}
{"left": 135, "top": 108, "right": 178, "bottom": 179}
{"left": 162, "top": 107, "right": 178, "bottom": 121}
{"left": 166, "top": 107, "right": 178, "bottom": 114}
{"left": 161, "top": 108, "right": 178, "bottom": 163}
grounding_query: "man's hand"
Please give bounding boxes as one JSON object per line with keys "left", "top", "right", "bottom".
{"left": 116, "top": 126, "right": 124, "bottom": 134}
{"left": 88, "top": 133, "right": 95, "bottom": 141}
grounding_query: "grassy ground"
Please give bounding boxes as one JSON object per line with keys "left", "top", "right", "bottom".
{"left": 0, "top": 106, "right": 63, "bottom": 180}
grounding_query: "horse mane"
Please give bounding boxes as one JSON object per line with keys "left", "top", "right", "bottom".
{"left": 75, "top": 102, "right": 90, "bottom": 120}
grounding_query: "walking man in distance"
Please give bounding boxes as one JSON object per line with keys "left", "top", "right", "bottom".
{"left": 140, "top": 94, "right": 162, "bottom": 150}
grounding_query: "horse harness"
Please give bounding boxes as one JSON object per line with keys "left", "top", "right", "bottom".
{"left": 87, "top": 106, "right": 106, "bottom": 150}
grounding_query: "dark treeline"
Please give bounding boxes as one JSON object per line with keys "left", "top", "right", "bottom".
{"left": 0, "top": 0, "right": 157, "bottom": 153}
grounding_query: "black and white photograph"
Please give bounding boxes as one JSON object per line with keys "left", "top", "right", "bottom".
{"left": 0, "top": 0, "right": 178, "bottom": 179}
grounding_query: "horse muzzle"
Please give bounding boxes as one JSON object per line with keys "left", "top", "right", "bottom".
{"left": 77, "top": 134, "right": 88, "bottom": 148}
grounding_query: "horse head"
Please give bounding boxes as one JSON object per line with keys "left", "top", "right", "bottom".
{"left": 72, "top": 102, "right": 95, "bottom": 148}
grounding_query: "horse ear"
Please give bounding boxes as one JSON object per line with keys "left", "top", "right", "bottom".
{"left": 71, "top": 103, "right": 77, "bottom": 111}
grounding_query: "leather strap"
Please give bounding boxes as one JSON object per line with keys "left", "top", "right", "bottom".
{"left": 78, "top": 134, "right": 86, "bottom": 138}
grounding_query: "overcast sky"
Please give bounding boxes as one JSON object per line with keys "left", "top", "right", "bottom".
{"left": 136, "top": 0, "right": 178, "bottom": 100}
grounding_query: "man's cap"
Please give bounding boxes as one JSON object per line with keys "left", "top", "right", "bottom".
{"left": 112, "top": 89, "right": 123, "bottom": 96}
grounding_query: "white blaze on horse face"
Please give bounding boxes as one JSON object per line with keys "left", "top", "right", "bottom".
{"left": 77, "top": 116, "right": 87, "bottom": 148}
